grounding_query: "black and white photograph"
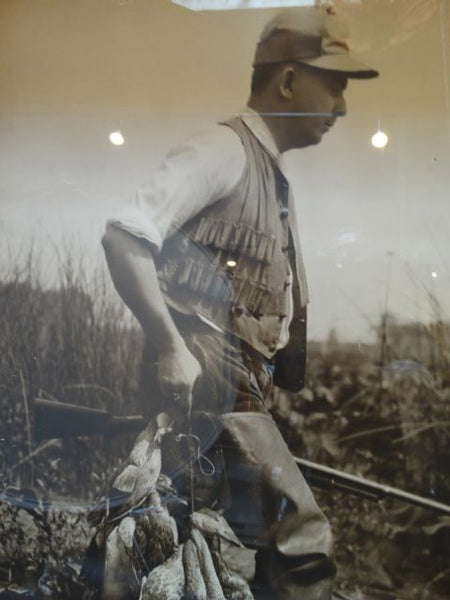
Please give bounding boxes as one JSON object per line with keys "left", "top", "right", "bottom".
{"left": 1, "top": 1, "right": 450, "bottom": 599}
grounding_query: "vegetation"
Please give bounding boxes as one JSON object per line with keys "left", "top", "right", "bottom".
{"left": 272, "top": 334, "right": 450, "bottom": 599}
{"left": 0, "top": 248, "right": 449, "bottom": 599}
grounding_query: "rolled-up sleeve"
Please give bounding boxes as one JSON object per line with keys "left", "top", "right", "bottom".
{"left": 107, "top": 124, "right": 246, "bottom": 254}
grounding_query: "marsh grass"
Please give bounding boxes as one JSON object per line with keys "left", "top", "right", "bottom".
{"left": 0, "top": 243, "right": 142, "bottom": 496}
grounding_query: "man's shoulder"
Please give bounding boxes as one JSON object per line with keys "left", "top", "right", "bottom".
{"left": 175, "top": 120, "right": 245, "bottom": 158}
{"left": 164, "top": 121, "right": 247, "bottom": 195}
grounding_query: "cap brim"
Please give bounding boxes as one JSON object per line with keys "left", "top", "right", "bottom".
{"left": 299, "top": 54, "right": 379, "bottom": 79}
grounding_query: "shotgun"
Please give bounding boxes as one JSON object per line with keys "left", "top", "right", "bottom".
{"left": 34, "top": 397, "right": 145, "bottom": 442}
{"left": 33, "top": 397, "right": 450, "bottom": 516}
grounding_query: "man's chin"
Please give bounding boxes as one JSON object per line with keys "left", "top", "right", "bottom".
{"left": 288, "top": 131, "right": 323, "bottom": 150}
{"left": 306, "top": 132, "right": 324, "bottom": 147}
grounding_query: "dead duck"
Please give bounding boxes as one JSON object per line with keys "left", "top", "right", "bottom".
{"left": 133, "top": 488, "right": 177, "bottom": 573}
{"left": 140, "top": 545, "right": 185, "bottom": 600}
{"left": 190, "top": 508, "right": 243, "bottom": 548}
{"left": 102, "top": 516, "right": 139, "bottom": 600}
{"left": 88, "top": 422, "right": 166, "bottom": 527}
{"left": 183, "top": 537, "right": 207, "bottom": 600}
{"left": 191, "top": 528, "right": 225, "bottom": 600}
{"left": 210, "top": 540, "right": 254, "bottom": 600}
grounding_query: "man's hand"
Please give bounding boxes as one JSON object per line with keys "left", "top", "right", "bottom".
{"left": 157, "top": 341, "right": 202, "bottom": 415}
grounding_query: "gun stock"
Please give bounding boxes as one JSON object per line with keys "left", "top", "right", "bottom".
{"left": 34, "top": 398, "right": 145, "bottom": 442}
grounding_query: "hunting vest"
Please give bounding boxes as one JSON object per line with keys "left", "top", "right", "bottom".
{"left": 155, "top": 116, "right": 307, "bottom": 387}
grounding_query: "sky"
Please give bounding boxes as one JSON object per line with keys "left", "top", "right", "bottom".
{"left": 1, "top": 0, "right": 450, "bottom": 342}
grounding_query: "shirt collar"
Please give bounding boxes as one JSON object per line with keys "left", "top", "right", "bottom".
{"left": 240, "top": 106, "right": 281, "bottom": 162}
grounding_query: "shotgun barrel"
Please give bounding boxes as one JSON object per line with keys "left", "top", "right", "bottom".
{"left": 295, "top": 457, "right": 450, "bottom": 516}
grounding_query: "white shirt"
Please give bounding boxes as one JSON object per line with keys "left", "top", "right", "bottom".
{"left": 109, "top": 109, "right": 308, "bottom": 349}
{"left": 110, "top": 124, "right": 247, "bottom": 253}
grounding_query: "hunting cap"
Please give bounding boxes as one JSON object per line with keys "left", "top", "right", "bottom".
{"left": 253, "top": 5, "right": 378, "bottom": 79}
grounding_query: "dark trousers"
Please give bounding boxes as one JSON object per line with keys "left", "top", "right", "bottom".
{"left": 139, "top": 312, "right": 336, "bottom": 600}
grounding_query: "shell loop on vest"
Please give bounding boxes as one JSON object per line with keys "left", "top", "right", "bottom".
{"left": 159, "top": 257, "right": 233, "bottom": 304}
{"left": 159, "top": 255, "right": 287, "bottom": 318}
{"left": 192, "top": 217, "right": 277, "bottom": 264}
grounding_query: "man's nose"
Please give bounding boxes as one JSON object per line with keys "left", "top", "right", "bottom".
{"left": 334, "top": 95, "right": 347, "bottom": 118}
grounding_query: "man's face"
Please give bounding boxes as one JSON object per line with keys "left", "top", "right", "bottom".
{"left": 285, "top": 64, "right": 348, "bottom": 150}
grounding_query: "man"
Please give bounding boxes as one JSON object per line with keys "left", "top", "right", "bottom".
{"left": 102, "top": 6, "right": 378, "bottom": 599}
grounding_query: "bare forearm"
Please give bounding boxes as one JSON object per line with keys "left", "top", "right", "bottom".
{"left": 101, "top": 224, "right": 183, "bottom": 352}
{"left": 102, "top": 224, "right": 201, "bottom": 412}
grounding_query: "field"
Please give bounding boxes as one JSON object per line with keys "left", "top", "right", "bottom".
{"left": 0, "top": 250, "right": 449, "bottom": 599}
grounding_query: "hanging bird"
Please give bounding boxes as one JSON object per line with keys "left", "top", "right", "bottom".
{"left": 191, "top": 528, "right": 225, "bottom": 600}
{"left": 126, "top": 426, "right": 164, "bottom": 507}
{"left": 113, "top": 464, "right": 141, "bottom": 493}
{"left": 190, "top": 508, "right": 243, "bottom": 548}
{"left": 87, "top": 487, "right": 129, "bottom": 529}
{"left": 102, "top": 517, "right": 139, "bottom": 600}
{"left": 140, "top": 545, "right": 185, "bottom": 600}
{"left": 156, "top": 473, "right": 178, "bottom": 497}
{"left": 183, "top": 538, "right": 207, "bottom": 600}
{"left": 86, "top": 421, "right": 175, "bottom": 600}
{"left": 210, "top": 540, "right": 254, "bottom": 600}
{"left": 88, "top": 471, "right": 185, "bottom": 530}
{"left": 132, "top": 488, "right": 178, "bottom": 574}
{"left": 88, "top": 422, "right": 166, "bottom": 527}
{"left": 157, "top": 473, "right": 190, "bottom": 518}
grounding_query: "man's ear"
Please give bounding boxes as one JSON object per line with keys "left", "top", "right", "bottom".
{"left": 279, "top": 65, "right": 296, "bottom": 100}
